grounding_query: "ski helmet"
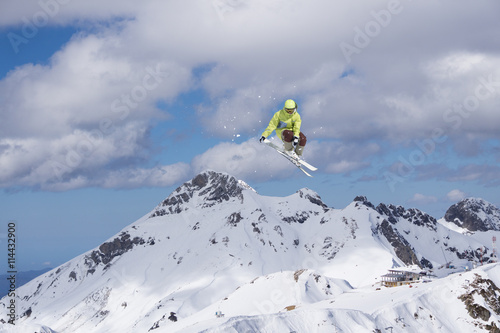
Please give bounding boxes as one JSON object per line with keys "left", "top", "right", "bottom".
{"left": 284, "top": 99, "right": 297, "bottom": 114}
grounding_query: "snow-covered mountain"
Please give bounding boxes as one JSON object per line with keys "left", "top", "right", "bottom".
{"left": 2, "top": 170, "right": 500, "bottom": 332}
{"left": 444, "top": 197, "right": 500, "bottom": 232}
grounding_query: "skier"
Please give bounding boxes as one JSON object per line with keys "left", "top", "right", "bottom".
{"left": 259, "top": 99, "right": 307, "bottom": 158}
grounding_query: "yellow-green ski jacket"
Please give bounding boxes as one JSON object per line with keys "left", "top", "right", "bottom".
{"left": 261, "top": 109, "right": 302, "bottom": 140}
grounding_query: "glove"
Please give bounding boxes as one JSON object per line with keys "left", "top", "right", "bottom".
{"left": 259, "top": 136, "right": 266, "bottom": 143}
{"left": 293, "top": 136, "right": 299, "bottom": 147}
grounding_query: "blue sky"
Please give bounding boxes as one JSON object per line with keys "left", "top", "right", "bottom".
{"left": 1, "top": 0, "right": 500, "bottom": 271}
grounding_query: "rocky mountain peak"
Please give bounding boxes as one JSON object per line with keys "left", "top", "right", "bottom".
{"left": 444, "top": 197, "right": 500, "bottom": 232}
{"left": 296, "top": 188, "right": 329, "bottom": 210}
{"left": 150, "top": 170, "right": 252, "bottom": 217}
{"left": 353, "top": 195, "right": 376, "bottom": 209}
{"left": 376, "top": 203, "right": 437, "bottom": 230}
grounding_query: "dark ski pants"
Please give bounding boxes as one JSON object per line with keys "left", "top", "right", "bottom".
{"left": 281, "top": 130, "right": 307, "bottom": 146}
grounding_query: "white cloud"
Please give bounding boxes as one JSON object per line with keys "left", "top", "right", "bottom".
{"left": 191, "top": 138, "right": 380, "bottom": 182}
{"left": 325, "top": 160, "right": 368, "bottom": 174}
{"left": 0, "top": 41, "right": 185, "bottom": 142}
{"left": 425, "top": 53, "right": 487, "bottom": 80}
{"left": 1, "top": 0, "right": 500, "bottom": 190}
{"left": 408, "top": 193, "right": 438, "bottom": 205}
{"left": 0, "top": 30, "right": 194, "bottom": 190}
{"left": 0, "top": 121, "right": 150, "bottom": 188}
{"left": 101, "top": 163, "right": 191, "bottom": 189}
{"left": 311, "top": 141, "right": 380, "bottom": 174}
{"left": 446, "top": 189, "right": 467, "bottom": 202}
{"left": 191, "top": 139, "right": 295, "bottom": 181}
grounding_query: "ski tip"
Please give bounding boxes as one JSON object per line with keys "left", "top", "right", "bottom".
{"left": 301, "top": 168, "right": 313, "bottom": 177}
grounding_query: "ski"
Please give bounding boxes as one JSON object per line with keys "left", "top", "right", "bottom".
{"left": 275, "top": 148, "right": 313, "bottom": 177}
{"left": 263, "top": 139, "right": 317, "bottom": 171}
{"left": 263, "top": 139, "right": 316, "bottom": 177}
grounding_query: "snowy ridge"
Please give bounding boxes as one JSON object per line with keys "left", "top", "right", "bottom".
{"left": 1, "top": 171, "right": 500, "bottom": 332}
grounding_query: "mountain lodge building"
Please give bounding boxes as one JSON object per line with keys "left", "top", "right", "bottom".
{"left": 381, "top": 269, "right": 422, "bottom": 287}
